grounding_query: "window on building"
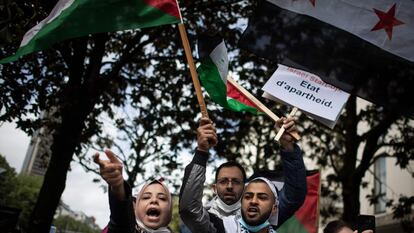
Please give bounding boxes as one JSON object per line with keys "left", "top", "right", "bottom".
{"left": 374, "top": 156, "right": 386, "bottom": 214}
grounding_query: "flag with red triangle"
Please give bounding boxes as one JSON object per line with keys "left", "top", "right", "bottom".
{"left": 1, "top": 0, "right": 182, "bottom": 63}
{"left": 278, "top": 171, "right": 320, "bottom": 233}
{"left": 197, "top": 35, "right": 260, "bottom": 115}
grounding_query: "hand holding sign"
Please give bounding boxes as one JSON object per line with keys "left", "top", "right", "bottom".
{"left": 274, "top": 116, "right": 298, "bottom": 151}
{"left": 274, "top": 107, "right": 298, "bottom": 142}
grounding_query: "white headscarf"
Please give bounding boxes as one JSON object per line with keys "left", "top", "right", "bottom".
{"left": 134, "top": 180, "right": 172, "bottom": 233}
{"left": 247, "top": 177, "right": 279, "bottom": 226}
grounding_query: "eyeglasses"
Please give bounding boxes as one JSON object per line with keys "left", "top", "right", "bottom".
{"left": 216, "top": 178, "right": 243, "bottom": 186}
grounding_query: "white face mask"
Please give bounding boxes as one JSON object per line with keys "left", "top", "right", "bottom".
{"left": 214, "top": 195, "right": 241, "bottom": 213}
{"left": 136, "top": 218, "right": 171, "bottom": 233}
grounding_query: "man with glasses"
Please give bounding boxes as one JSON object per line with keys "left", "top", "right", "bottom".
{"left": 206, "top": 161, "right": 246, "bottom": 218}
{"left": 179, "top": 118, "right": 244, "bottom": 232}
{"left": 179, "top": 117, "right": 306, "bottom": 233}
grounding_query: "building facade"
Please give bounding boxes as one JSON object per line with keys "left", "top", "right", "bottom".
{"left": 360, "top": 158, "right": 414, "bottom": 233}
{"left": 21, "top": 127, "right": 53, "bottom": 176}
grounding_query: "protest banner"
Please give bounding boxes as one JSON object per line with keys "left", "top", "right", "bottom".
{"left": 262, "top": 64, "right": 350, "bottom": 128}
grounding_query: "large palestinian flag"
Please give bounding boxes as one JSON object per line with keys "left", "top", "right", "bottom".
{"left": 197, "top": 35, "right": 260, "bottom": 114}
{"left": 240, "top": 0, "right": 414, "bottom": 117}
{"left": 0, "top": 0, "right": 182, "bottom": 63}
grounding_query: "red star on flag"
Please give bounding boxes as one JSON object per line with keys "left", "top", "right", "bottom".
{"left": 309, "top": 0, "right": 316, "bottom": 6}
{"left": 371, "top": 3, "right": 404, "bottom": 40}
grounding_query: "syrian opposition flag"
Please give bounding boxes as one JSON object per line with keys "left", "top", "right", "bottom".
{"left": 240, "top": 0, "right": 414, "bottom": 117}
{"left": 278, "top": 171, "right": 320, "bottom": 233}
{"left": 0, "top": 0, "right": 182, "bottom": 63}
{"left": 197, "top": 35, "right": 259, "bottom": 114}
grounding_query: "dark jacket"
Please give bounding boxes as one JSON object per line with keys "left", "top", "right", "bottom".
{"left": 179, "top": 144, "right": 307, "bottom": 233}
{"left": 107, "top": 182, "right": 136, "bottom": 233}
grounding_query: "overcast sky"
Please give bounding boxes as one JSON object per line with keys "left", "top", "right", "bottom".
{"left": 0, "top": 120, "right": 200, "bottom": 229}
{"left": 0, "top": 122, "right": 110, "bottom": 228}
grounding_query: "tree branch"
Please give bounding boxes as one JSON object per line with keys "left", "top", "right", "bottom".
{"left": 356, "top": 112, "right": 397, "bottom": 180}
{"left": 74, "top": 156, "right": 100, "bottom": 176}
{"left": 106, "top": 29, "right": 161, "bottom": 81}
{"left": 368, "top": 152, "right": 393, "bottom": 167}
{"left": 85, "top": 33, "right": 110, "bottom": 83}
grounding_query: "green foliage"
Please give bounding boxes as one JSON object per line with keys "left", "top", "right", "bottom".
{"left": 169, "top": 196, "right": 181, "bottom": 233}
{"left": 53, "top": 215, "right": 100, "bottom": 233}
{"left": 0, "top": 154, "right": 43, "bottom": 231}
{"left": 301, "top": 98, "right": 414, "bottom": 227}
{"left": 392, "top": 196, "right": 414, "bottom": 232}
{"left": 0, "top": 154, "right": 18, "bottom": 206}
{"left": 11, "top": 174, "right": 43, "bottom": 230}
{"left": 0, "top": 0, "right": 36, "bottom": 45}
{"left": 0, "top": 0, "right": 412, "bottom": 231}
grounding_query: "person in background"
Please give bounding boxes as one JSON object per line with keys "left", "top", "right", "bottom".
{"left": 324, "top": 220, "right": 374, "bottom": 233}
{"left": 179, "top": 117, "right": 307, "bottom": 232}
{"left": 205, "top": 160, "right": 247, "bottom": 218}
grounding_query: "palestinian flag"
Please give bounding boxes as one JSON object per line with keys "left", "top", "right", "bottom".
{"left": 197, "top": 35, "right": 259, "bottom": 114}
{"left": 0, "top": 0, "right": 182, "bottom": 63}
{"left": 240, "top": 0, "right": 414, "bottom": 117}
{"left": 278, "top": 171, "right": 320, "bottom": 233}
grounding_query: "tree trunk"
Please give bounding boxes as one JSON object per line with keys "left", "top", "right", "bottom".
{"left": 28, "top": 96, "right": 95, "bottom": 232}
{"left": 341, "top": 176, "right": 362, "bottom": 227}
{"left": 340, "top": 96, "right": 360, "bottom": 226}
{"left": 27, "top": 33, "right": 108, "bottom": 232}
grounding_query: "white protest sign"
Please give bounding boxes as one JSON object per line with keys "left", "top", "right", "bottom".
{"left": 262, "top": 64, "right": 350, "bottom": 128}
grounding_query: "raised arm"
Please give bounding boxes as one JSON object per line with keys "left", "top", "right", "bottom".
{"left": 179, "top": 118, "right": 218, "bottom": 233}
{"left": 94, "top": 150, "right": 135, "bottom": 233}
{"left": 94, "top": 150, "right": 125, "bottom": 200}
{"left": 275, "top": 117, "right": 307, "bottom": 226}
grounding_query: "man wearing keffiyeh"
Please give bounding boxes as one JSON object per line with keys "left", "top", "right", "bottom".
{"left": 179, "top": 117, "right": 307, "bottom": 233}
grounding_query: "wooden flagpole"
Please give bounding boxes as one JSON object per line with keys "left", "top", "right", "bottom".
{"left": 274, "top": 107, "right": 298, "bottom": 141}
{"left": 227, "top": 77, "right": 300, "bottom": 140}
{"left": 178, "top": 23, "right": 209, "bottom": 118}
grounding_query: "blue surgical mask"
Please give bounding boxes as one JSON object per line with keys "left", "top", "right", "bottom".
{"left": 239, "top": 217, "right": 270, "bottom": 232}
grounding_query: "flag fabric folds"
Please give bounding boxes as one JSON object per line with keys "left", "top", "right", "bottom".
{"left": 277, "top": 171, "right": 320, "bottom": 233}
{"left": 197, "top": 35, "right": 259, "bottom": 114}
{"left": 239, "top": 0, "right": 414, "bottom": 117}
{"left": 0, "top": 0, "right": 182, "bottom": 63}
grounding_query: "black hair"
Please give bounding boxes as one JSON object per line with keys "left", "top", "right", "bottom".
{"left": 323, "top": 220, "right": 352, "bottom": 233}
{"left": 215, "top": 161, "right": 247, "bottom": 182}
